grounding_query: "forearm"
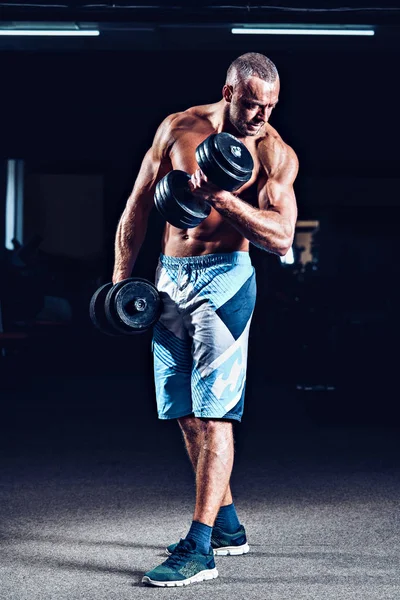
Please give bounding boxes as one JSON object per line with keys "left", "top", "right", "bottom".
{"left": 112, "top": 204, "right": 149, "bottom": 283}
{"left": 209, "top": 192, "right": 292, "bottom": 255}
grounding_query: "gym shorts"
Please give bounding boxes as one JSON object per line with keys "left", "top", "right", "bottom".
{"left": 152, "top": 251, "right": 256, "bottom": 422}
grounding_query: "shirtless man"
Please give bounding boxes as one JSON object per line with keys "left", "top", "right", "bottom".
{"left": 112, "top": 52, "right": 298, "bottom": 587}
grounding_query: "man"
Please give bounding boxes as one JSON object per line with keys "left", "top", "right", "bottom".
{"left": 112, "top": 52, "right": 298, "bottom": 587}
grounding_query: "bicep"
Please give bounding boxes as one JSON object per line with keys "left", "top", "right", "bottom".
{"left": 257, "top": 147, "right": 299, "bottom": 229}
{"left": 259, "top": 178, "right": 297, "bottom": 215}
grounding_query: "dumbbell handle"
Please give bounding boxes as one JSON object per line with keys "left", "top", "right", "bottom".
{"left": 90, "top": 278, "right": 161, "bottom": 336}
{"left": 155, "top": 169, "right": 211, "bottom": 228}
{"left": 154, "top": 133, "right": 254, "bottom": 229}
{"left": 165, "top": 134, "right": 249, "bottom": 194}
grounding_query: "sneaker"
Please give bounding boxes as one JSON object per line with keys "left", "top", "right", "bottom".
{"left": 166, "top": 525, "right": 250, "bottom": 557}
{"left": 142, "top": 538, "right": 218, "bottom": 587}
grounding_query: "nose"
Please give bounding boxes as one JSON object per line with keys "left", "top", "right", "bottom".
{"left": 257, "top": 106, "right": 269, "bottom": 121}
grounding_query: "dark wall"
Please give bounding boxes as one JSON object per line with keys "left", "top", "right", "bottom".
{"left": 1, "top": 31, "right": 399, "bottom": 424}
{"left": 1, "top": 37, "right": 399, "bottom": 170}
{"left": 2, "top": 38, "right": 399, "bottom": 233}
{"left": 2, "top": 40, "right": 397, "bottom": 251}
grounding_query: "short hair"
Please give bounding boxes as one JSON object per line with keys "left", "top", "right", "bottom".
{"left": 226, "top": 52, "right": 279, "bottom": 87}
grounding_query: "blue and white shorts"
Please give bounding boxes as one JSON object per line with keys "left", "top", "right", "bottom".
{"left": 152, "top": 251, "right": 256, "bottom": 422}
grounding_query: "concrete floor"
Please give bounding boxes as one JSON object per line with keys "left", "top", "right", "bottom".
{"left": 0, "top": 379, "right": 399, "bottom": 600}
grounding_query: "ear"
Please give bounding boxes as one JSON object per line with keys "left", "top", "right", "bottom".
{"left": 222, "top": 84, "right": 233, "bottom": 103}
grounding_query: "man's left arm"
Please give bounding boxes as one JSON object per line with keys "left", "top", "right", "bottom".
{"left": 190, "top": 144, "right": 299, "bottom": 256}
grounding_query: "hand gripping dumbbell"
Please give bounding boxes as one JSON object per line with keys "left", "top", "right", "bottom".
{"left": 89, "top": 278, "right": 162, "bottom": 336}
{"left": 154, "top": 132, "right": 254, "bottom": 229}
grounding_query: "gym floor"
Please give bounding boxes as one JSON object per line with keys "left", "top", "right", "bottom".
{"left": 1, "top": 354, "right": 399, "bottom": 600}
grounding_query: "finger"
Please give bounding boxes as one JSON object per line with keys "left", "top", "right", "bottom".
{"left": 198, "top": 168, "right": 208, "bottom": 183}
{"left": 193, "top": 169, "right": 201, "bottom": 186}
{"left": 190, "top": 173, "right": 199, "bottom": 190}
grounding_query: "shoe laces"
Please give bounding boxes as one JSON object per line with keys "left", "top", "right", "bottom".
{"left": 164, "top": 540, "right": 194, "bottom": 568}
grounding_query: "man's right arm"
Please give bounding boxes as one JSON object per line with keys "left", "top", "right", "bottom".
{"left": 112, "top": 115, "right": 177, "bottom": 284}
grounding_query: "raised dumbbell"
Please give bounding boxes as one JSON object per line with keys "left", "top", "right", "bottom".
{"left": 89, "top": 278, "right": 162, "bottom": 336}
{"left": 154, "top": 132, "right": 254, "bottom": 229}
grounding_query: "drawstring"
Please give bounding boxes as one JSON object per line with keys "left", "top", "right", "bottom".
{"left": 177, "top": 264, "right": 182, "bottom": 289}
{"left": 177, "top": 264, "right": 190, "bottom": 291}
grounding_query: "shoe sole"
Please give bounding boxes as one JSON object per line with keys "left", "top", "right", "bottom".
{"left": 142, "top": 567, "right": 218, "bottom": 587}
{"left": 165, "top": 543, "right": 250, "bottom": 557}
{"left": 215, "top": 543, "right": 250, "bottom": 556}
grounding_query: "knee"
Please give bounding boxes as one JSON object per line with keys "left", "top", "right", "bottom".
{"left": 178, "top": 417, "right": 233, "bottom": 444}
{"left": 201, "top": 420, "right": 234, "bottom": 463}
{"left": 201, "top": 419, "right": 233, "bottom": 443}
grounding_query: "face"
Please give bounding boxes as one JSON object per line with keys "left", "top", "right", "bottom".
{"left": 224, "top": 75, "right": 280, "bottom": 137}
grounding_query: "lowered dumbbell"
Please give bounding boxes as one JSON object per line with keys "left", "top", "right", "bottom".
{"left": 154, "top": 132, "right": 254, "bottom": 229}
{"left": 89, "top": 278, "right": 162, "bottom": 336}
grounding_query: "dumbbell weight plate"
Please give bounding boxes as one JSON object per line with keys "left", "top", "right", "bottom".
{"left": 196, "top": 133, "right": 254, "bottom": 192}
{"left": 154, "top": 171, "right": 194, "bottom": 228}
{"left": 89, "top": 282, "right": 120, "bottom": 336}
{"left": 155, "top": 170, "right": 211, "bottom": 229}
{"left": 105, "top": 278, "right": 162, "bottom": 335}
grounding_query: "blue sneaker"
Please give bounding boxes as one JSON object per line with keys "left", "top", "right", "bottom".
{"left": 166, "top": 524, "right": 250, "bottom": 556}
{"left": 142, "top": 538, "right": 218, "bottom": 587}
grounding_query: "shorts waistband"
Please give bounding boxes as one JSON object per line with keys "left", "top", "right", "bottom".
{"left": 159, "top": 251, "right": 251, "bottom": 269}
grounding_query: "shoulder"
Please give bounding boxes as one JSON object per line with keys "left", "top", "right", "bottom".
{"left": 158, "top": 105, "right": 213, "bottom": 137}
{"left": 153, "top": 106, "right": 213, "bottom": 157}
{"left": 257, "top": 125, "right": 299, "bottom": 184}
{"left": 152, "top": 112, "right": 182, "bottom": 148}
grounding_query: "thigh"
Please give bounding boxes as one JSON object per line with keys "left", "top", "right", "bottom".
{"left": 152, "top": 264, "right": 193, "bottom": 420}
{"left": 187, "top": 264, "right": 257, "bottom": 421}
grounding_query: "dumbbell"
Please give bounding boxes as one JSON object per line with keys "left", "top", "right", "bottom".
{"left": 154, "top": 132, "right": 254, "bottom": 229}
{"left": 89, "top": 278, "right": 162, "bottom": 336}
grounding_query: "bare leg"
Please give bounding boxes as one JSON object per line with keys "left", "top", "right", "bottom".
{"left": 178, "top": 416, "right": 235, "bottom": 526}
{"left": 178, "top": 416, "right": 233, "bottom": 507}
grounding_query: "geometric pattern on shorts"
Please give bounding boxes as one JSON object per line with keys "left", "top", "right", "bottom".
{"left": 152, "top": 252, "right": 256, "bottom": 422}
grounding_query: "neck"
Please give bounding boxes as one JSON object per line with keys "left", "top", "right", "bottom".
{"left": 211, "top": 100, "right": 246, "bottom": 139}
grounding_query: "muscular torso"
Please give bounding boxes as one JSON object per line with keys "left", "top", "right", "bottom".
{"left": 159, "top": 104, "right": 282, "bottom": 257}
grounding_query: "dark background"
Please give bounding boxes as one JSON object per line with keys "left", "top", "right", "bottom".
{"left": 1, "top": 2, "right": 400, "bottom": 452}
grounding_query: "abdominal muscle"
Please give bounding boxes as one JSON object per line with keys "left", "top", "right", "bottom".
{"left": 161, "top": 208, "right": 250, "bottom": 257}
